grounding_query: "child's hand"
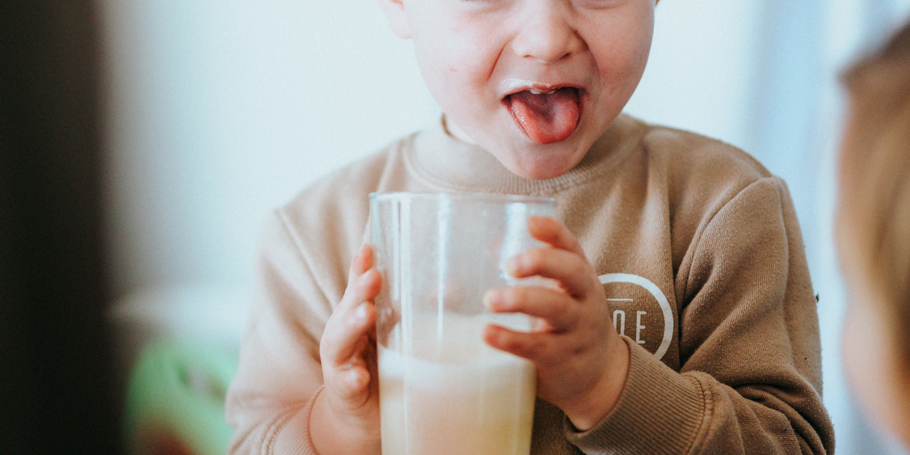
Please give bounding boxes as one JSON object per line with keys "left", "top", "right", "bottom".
{"left": 312, "top": 245, "right": 382, "bottom": 454}
{"left": 482, "top": 216, "right": 630, "bottom": 431}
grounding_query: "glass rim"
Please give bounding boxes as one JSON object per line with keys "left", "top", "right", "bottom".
{"left": 368, "top": 191, "right": 556, "bottom": 205}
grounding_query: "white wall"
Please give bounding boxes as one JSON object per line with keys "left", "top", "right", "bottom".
{"left": 100, "top": 0, "right": 437, "bottom": 296}
{"left": 100, "top": 0, "right": 910, "bottom": 452}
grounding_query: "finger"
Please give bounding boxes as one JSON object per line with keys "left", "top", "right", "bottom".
{"left": 329, "top": 335, "right": 375, "bottom": 408}
{"left": 341, "top": 364, "right": 373, "bottom": 396}
{"left": 507, "top": 247, "right": 594, "bottom": 299}
{"left": 527, "top": 216, "right": 586, "bottom": 258}
{"left": 349, "top": 244, "right": 375, "bottom": 281}
{"left": 324, "top": 244, "right": 382, "bottom": 366}
{"left": 482, "top": 323, "right": 554, "bottom": 361}
{"left": 322, "top": 301, "right": 377, "bottom": 367}
{"left": 322, "top": 303, "right": 378, "bottom": 408}
{"left": 484, "top": 286, "right": 577, "bottom": 330}
{"left": 337, "top": 247, "right": 382, "bottom": 315}
{"left": 353, "top": 267, "right": 382, "bottom": 303}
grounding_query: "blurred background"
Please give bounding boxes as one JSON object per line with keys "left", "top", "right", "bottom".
{"left": 3, "top": 0, "right": 910, "bottom": 453}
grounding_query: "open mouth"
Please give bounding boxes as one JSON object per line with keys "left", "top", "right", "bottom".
{"left": 503, "top": 86, "right": 583, "bottom": 144}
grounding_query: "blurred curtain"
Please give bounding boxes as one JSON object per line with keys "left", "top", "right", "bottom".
{"left": 0, "top": 1, "right": 120, "bottom": 453}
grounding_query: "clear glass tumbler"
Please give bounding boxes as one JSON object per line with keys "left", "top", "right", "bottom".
{"left": 370, "top": 192, "right": 557, "bottom": 455}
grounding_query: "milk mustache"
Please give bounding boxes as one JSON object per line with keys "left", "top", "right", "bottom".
{"left": 378, "top": 312, "right": 536, "bottom": 455}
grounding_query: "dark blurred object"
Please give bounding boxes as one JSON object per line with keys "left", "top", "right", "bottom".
{"left": 0, "top": 0, "right": 121, "bottom": 453}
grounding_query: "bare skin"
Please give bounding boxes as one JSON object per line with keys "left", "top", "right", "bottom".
{"left": 311, "top": 217, "right": 630, "bottom": 452}
{"left": 311, "top": 245, "right": 382, "bottom": 455}
{"left": 482, "top": 216, "right": 629, "bottom": 431}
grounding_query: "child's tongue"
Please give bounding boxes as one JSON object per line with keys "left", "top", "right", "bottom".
{"left": 508, "top": 87, "right": 580, "bottom": 144}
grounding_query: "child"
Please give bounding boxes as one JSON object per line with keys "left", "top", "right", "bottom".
{"left": 226, "top": 0, "right": 835, "bottom": 453}
{"left": 836, "top": 18, "right": 910, "bottom": 449}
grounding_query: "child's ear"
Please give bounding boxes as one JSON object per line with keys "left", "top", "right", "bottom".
{"left": 377, "top": 0, "right": 412, "bottom": 39}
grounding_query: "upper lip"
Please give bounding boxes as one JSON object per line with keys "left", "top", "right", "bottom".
{"left": 500, "top": 78, "right": 583, "bottom": 98}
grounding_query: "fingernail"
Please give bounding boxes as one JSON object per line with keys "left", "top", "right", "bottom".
{"left": 356, "top": 244, "right": 373, "bottom": 266}
{"left": 484, "top": 289, "right": 500, "bottom": 311}
{"left": 506, "top": 256, "right": 521, "bottom": 276}
{"left": 481, "top": 324, "right": 497, "bottom": 343}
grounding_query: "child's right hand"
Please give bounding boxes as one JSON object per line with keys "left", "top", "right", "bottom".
{"left": 482, "top": 216, "right": 629, "bottom": 431}
{"left": 311, "top": 244, "right": 382, "bottom": 454}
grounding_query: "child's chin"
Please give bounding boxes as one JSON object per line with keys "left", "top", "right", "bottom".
{"left": 502, "top": 147, "right": 585, "bottom": 180}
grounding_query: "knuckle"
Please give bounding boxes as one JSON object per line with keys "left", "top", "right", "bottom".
{"left": 520, "top": 336, "right": 548, "bottom": 359}
{"left": 516, "top": 249, "right": 545, "bottom": 273}
{"left": 502, "top": 286, "right": 526, "bottom": 308}
{"left": 546, "top": 294, "right": 574, "bottom": 323}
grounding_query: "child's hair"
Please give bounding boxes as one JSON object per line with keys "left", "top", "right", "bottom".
{"left": 837, "top": 20, "right": 910, "bottom": 381}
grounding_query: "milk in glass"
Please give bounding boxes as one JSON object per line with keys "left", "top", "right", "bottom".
{"left": 378, "top": 312, "right": 536, "bottom": 455}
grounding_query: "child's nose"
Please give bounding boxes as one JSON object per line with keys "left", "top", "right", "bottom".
{"left": 510, "top": 2, "right": 584, "bottom": 64}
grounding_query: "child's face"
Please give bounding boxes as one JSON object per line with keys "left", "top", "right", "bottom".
{"left": 381, "top": 0, "right": 656, "bottom": 180}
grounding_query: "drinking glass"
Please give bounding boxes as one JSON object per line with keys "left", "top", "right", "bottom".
{"left": 370, "top": 192, "right": 557, "bottom": 455}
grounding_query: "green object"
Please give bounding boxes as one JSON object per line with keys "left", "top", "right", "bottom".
{"left": 123, "top": 339, "right": 238, "bottom": 455}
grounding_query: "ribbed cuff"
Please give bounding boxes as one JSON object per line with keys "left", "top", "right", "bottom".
{"left": 270, "top": 386, "right": 323, "bottom": 455}
{"left": 566, "top": 337, "right": 707, "bottom": 454}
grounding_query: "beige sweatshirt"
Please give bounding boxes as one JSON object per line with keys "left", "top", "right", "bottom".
{"left": 225, "top": 114, "right": 835, "bottom": 454}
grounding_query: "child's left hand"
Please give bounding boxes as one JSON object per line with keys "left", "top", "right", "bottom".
{"left": 482, "top": 216, "right": 630, "bottom": 431}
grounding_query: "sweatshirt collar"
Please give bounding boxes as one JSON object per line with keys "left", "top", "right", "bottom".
{"left": 408, "top": 114, "right": 644, "bottom": 196}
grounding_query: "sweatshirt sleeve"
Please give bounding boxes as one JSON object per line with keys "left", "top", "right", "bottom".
{"left": 567, "top": 177, "right": 835, "bottom": 454}
{"left": 224, "top": 211, "right": 333, "bottom": 455}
